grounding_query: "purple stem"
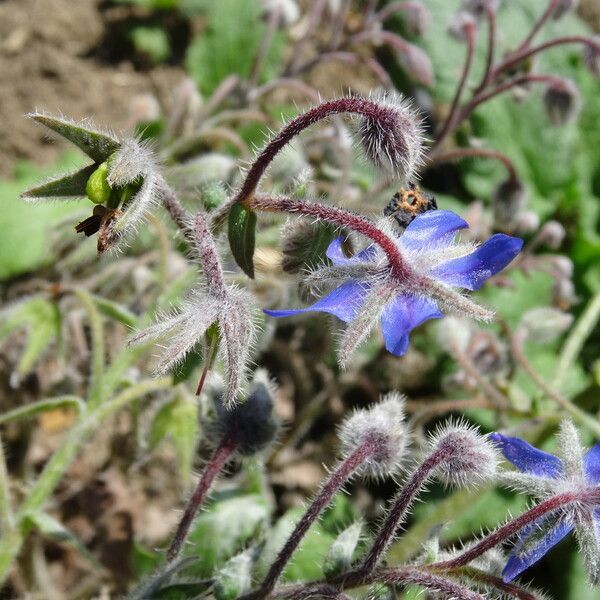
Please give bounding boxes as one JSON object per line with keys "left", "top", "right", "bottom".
{"left": 157, "top": 177, "right": 192, "bottom": 238}
{"left": 166, "top": 433, "right": 237, "bottom": 562}
{"left": 358, "top": 444, "right": 450, "bottom": 576}
{"left": 514, "top": 0, "right": 561, "bottom": 54}
{"left": 249, "top": 194, "right": 411, "bottom": 279}
{"left": 194, "top": 212, "right": 227, "bottom": 296}
{"left": 428, "top": 147, "right": 518, "bottom": 184}
{"left": 259, "top": 436, "right": 379, "bottom": 595}
{"left": 434, "top": 20, "right": 476, "bottom": 147}
{"left": 431, "top": 490, "right": 600, "bottom": 570}
{"left": 474, "top": 4, "right": 497, "bottom": 93}
{"left": 460, "top": 567, "right": 544, "bottom": 600}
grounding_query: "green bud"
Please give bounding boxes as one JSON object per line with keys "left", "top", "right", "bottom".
{"left": 86, "top": 162, "right": 112, "bottom": 205}
{"left": 323, "top": 522, "right": 362, "bottom": 577}
{"left": 228, "top": 203, "right": 257, "bottom": 278}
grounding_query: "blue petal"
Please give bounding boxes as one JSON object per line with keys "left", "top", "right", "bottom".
{"left": 584, "top": 443, "right": 600, "bottom": 485}
{"left": 326, "top": 236, "right": 377, "bottom": 266}
{"left": 380, "top": 293, "right": 443, "bottom": 356}
{"left": 399, "top": 210, "right": 468, "bottom": 252}
{"left": 432, "top": 234, "right": 523, "bottom": 291}
{"left": 489, "top": 433, "right": 563, "bottom": 478}
{"left": 263, "top": 280, "right": 369, "bottom": 323}
{"left": 503, "top": 519, "right": 573, "bottom": 582}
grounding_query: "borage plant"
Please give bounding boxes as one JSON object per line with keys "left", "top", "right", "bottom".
{"left": 2, "top": 1, "right": 599, "bottom": 598}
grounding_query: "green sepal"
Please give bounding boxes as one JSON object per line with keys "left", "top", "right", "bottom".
{"left": 21, "top": 164, "right": 97, "bottom": 199}
{"left": 86, "top": 162, "right": 112, "bottom": 205}
{"left": 28, "top": 113, "right": 120, "bottom": 162}
{"left": 228, "top": 203, "right": 257, "bottom": 278}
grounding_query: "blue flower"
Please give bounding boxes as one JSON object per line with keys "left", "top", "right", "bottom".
{"left": 264, "top": 210, "right": 522, "bottom": 362}
{"left": 491, "top": 425, "right": 600, "bottom": 583}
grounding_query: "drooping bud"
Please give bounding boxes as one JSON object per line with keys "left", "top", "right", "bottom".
{"left": 513, "top": 210, "right": 540, "bottom": 235}
{"left": 203, "top": 370, "right": 279, "bottom": 456}
{"left": 280, "top": 219, "right": 337, "bottom": 274}
{"left": 537, "top": 220, "right": 566, "bottom": 249}
{"left": 552, "top": 278, "right": 578, "bottom": 309}
{"left": 552, "top": 0, "right": 579, "bottom": 20}
{"left": 447, "top": 11, "right": 477, "bottom": 42}
{"left": 518, "top": 307, "right": 573, "bottom": 343}
{"left": 492, "top": 178, "right": 527, "bottom": 232}
{"left": 543, "top": 79, "right": 581, "bottom": 125}
{"left": 428, "top": 421, "right": 499, "bottom": 488}
{"left": 461, "top": 0, "right": 502, "bottom": 19}
{"left": 338, "top": 393, "right": 408, "bottom": 479}
{"left": 395, "top": 42, "right": 435, "bottom": 87}
{"left": 548, "top": 255, "right": 574, "bottom": 280}
{"left": 357, "top": 91, "right": 426, "bottom": 184}
{"left": 398, "top": 2, "right": 431, "bottom": 36}
{"left": 583, "top": 37, "right": 600, "bottom": 78}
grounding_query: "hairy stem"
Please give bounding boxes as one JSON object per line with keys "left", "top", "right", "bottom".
{"left": 166, "top": 433, "right": 238, "bottom": 562}
{"left": 435, "top": 23, "right": 476, "bottom": 148}
{"left": 431, "top": 490, "right": 598, "bottom": 570}
{"left": 194, "top": 212, "right": 227, "bottom": 295}
{"left": 428, "top": 147, "right": 517, "bottom": 183}
{"left": 156, "top": 176, "right": 192, "bottom": 239}
{"left": 458, "top": 566, "right": 544, "bottom": 600}
{"left": 359, "top": 445, "right": 449, "bottom": 576}
{"left": 249, "top": 194, "right": 411, "bottom": 279}
{"left": 259, "top": 437, "right": 379, "bottom": 595}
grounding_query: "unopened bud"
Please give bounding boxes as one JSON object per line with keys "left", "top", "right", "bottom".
{"left": 399, "top": 2, "right": 431, "bottom": 36}
{"left": 323, "top": 522, "right": 363, "bottom": 577}
{"left": 396, "top": 42, "right": 435, "bottom": 87}
{"left": 552, "top": 278, "right": 578, "bottom": 309}
{"left": 552, "top": 0, "right": 578, "bottom": 19}
{"left": 548, "top": 255, "right": 574, "bottom": 279}
{"left": 447, "top": 12, "right": 477, "bottom": 42}
{"left": 538, "top": 220, "right": 566, "bottom": 249}
{"left": 86, "top": 161, "right": 112, "bottom": 205}
{"left": 492, "top": 178, "right": 527, "bottom": 232}
{"left": 429, "top": 422, "right": 499, "bottom": 488}
{"left": 436, "top": 316, "right": 472, "bottom": 355}
{"left": 339, "top": 393, "right": 408, "bottom": 478}
{"left": 357, "top": 91, "right": 426, "bottom": 184}
{"left": 205, "top": 370, "right": 279, "bottom": 456}
{"left": 280, "top": 219, "right": 336, "bottom": 274}
{"left": 214, "top": 549, "right": 254, "bottom": 600}
{"left": 583, "top": 38, "right": 600, "bottom": 79}
{"left": 461, "top": 0, "right": 502, "bottom": 19}
{"left": 514, "top": 210, "right": 540, "bottom": 235}
{"left": 262, "top": 0, "right": 300, "bottom": 25}
{"left": 543, "top": 79, "right": 581, "bottom": 125}
{"left": 518, "top": 307, "right": 573, "bottom": 343}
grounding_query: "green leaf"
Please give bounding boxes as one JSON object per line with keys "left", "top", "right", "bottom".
{"left": 29, "top": 113, "right": 120, "bottom": 163}
{"left": 228, "top": 203, "right": 257, "bottom": 278}
{"left": 21, "top": 164, "right": 96, "bottom": 199}
{"left": 256, "top": 507, "right": 335, "bottom": 582}
{"left": 92, "top": 295, "right": 139, "bottom": 328}
{"left": 22, "top": 511, "right": 100, "bottom": 568}
{"left": 149, "top": 396, "right": 199, "bottom": 485}
{"left": 214, "top": 548, "right": 256, "bottom": 600}
{"left": 184, "top": 493, "right": 270, "bottom": 576}
{"left": 0, "top": 297, "right": 62, "bottom": 376}
{"left": 323, "top": 521, "right": 363, "bottom": 578}
{"left": 0, "top": 396, "right": 84, "bottom": 425}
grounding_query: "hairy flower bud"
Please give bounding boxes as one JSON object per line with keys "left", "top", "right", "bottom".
{"left": 323, "top": 522, "right": 363, "bottom": 577}
{"left": 280, "top": 219, "right": 337, "bottom": 274}
{"left": 396, "top": 42, "right": 435, "bottom": 87}
{"left": 552, "top": 278, "right": 578, "bottom": 309}
{"left": 514, "top": 210, "right": 540, "bottom": 235}
{"left": 552, "top": 0, "right": 578, "bottom": 19}
{"left": 518, "top": 307, "right": 573, "bottom": 343}
{"left": 492, "top": 178, "right": 527, "bottom": 232}
{"left": 543, "top": 79, "right": 581, "bottom": 125}
{"left": 399, "top": 2, "right": 431, "bottom": 36}
{"left": 357, "top": 92, "right": 426, "bottom": 184}
{"left": 583, "top": 37, "right": 600, "bottom": 78}
{"left": 461, "top": 0, "right": 502, "bottom": 19}
{"left": 447, "top": 12, "right": 477, "bottom": 42}
{"left": 204, "top": 370, "right": 279, "bottom": 456}
{"left": 339, "top": 393, "right": 408, "bottom": 478}
{"left": 428, "top": 421, "right": 499, "bottom": 488}
{"left": 538, "top": 220, "right": 566, "bottom": 249}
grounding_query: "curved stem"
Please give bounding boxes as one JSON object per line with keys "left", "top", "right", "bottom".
{"left": 514, "top": 0, "right": 561, "bottom": 53}
{"left": 458, "top": 566, "right": 544, "bottom": 600}
{"left": 431, "top": 490, "right": 597, "bottom": 570}
{"left": 248, "top": 194, "right": 411, "bottom": 279}
{"left": 510, "top": 331, "right": 600, "bottom": 438}
{"left": 166, "top": 433, "right": 238, "bottom": 562}
{"left": 474, "top": 4, "right": 497, "bottom": 93}
{"left": 428, "top": 147, "right": 517, "bottom": 183}
{"left": 259, "top": 437, "right": 378, "bottom": 595}
{"left": 434, "top": 25, "right": 476, "bottom": 148}
{"left": 359, "top": 445, "right": 449, "bottom": 576}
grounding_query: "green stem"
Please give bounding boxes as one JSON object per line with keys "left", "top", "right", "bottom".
{"left": 552, "top": 291, "right": 600, "bottom": 390}
{"left": 0, "top": 396, "right": 84, "bottom": 426}
{"left": 0, "top": 377, "right": 171, "bottom": 585}
{"left": 74, "top": 289, "right": 105, "bottom": 407}
{"left": 0, "top": 432, "right": 14, "bottom": 535}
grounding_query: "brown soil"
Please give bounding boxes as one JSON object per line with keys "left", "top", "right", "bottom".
{"left": 0, "top": 0, "right": 184, "bottom": 177}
